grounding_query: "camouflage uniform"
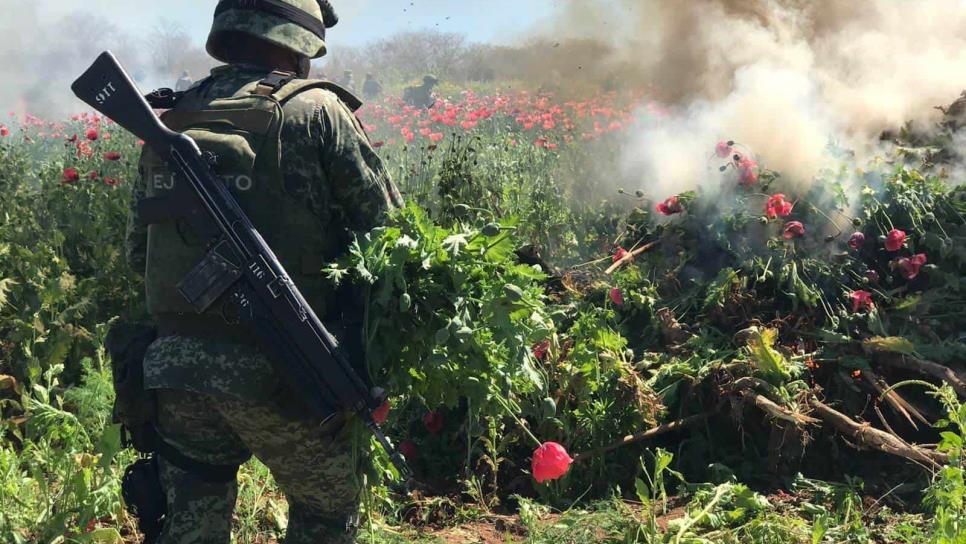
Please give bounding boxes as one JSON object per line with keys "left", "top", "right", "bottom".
{"left": 403, "top": 75, "right": 438, "bottom": 109}
{"left": 127, "top": 43, "right": 402, "bottom": 544}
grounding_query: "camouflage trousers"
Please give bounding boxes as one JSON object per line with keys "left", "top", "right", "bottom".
{"left": 154, "top": 389, "right": 363, "bottom": 544}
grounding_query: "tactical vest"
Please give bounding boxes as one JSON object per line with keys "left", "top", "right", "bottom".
{"left": 140, "top": 71, "right": 361, "bottom": 318}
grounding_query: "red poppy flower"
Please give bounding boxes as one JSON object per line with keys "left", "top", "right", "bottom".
{"left": 896, "top": 253, "right": 927, "bottom": 280}
{"left": 739, "top": 166, "right": 758, "bottom": 186}
{"left": 848, "top": 232, "right": 865, "bottom": 250}
{"left": 87, "top": 171, "right": 99, "bottom": 181}
{"left": 372, "top": 399, "right": 390, "bottom": 425}
{"left": 850, "top": 290, "right": 874, "bottom": 313}
{"left": 103, "top": 151, "right": 121, "bottom": 161}
{"left": 429, "top": 132, "right": 444, "bottom": 143}
{"left": 715, "top": 140, "right": 732, "bottom": 158}
{"left": 85, "top": 128, "right": 98, "bottom": 141}
{"left": 735, "top": 156, "right": 759, "bottom": 186}
{"left": 532, "top": 340, "right": 550, "bottom": 361}
{"left": 885, "top": 229, "right": 906, "bottom": 252}
{"left": 0, "top": 126, "right": 9, "bottom": 137}
{"left": 103, "top": 176, "right": 120, "bottom": 186}
{"left": 656, "top": 196, "right": 683, "bottom": 216}
{"left": 531, "top": 441, "right": 573, "bottom": 483}
{"left": 399, "top": 440, "right": 419, "bottom": 461}
{"left": 62, "top": 167, "right": 80, "bottom": 183}
{"left": 765, "top": 194, "right": 793, "bottom": 219}
{"left": 612, "top": 247, "right": 628, "bottom": 263}
{"left": 782, "top": 221, "right": 805, "bottom": 239}
{"left": 422, "top": 411, "right": 444, "bottom": 434}
{"left": 609, "top": 287, "right": 624, "bottom": 306}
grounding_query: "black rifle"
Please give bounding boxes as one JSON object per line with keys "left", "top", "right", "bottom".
{"left": 72, "top": 51, "right": 410, "bottom": 478}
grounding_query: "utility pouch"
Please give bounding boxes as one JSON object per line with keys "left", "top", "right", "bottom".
{"left": 122, "top": 457, "right": 166, "bottom": 544}
{"left": 106, "top": 322, "right": 159, "bottom": 454}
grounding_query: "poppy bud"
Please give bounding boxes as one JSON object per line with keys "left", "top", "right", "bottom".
{"left": 482, "top": 223, "right": 502, "bottom": 237}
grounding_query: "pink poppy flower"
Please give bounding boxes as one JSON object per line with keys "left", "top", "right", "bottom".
{"left": 848, "top": 232, "right": 865, "bottom": 250}
{"left": 765, "top": 194, "right": 793, "bottom": 218}
{"left": 656, "top": 196, "right": 683, "bottom": 216}
{"left": 372, "top": 399, "right": 391, "bottom": 425}
{"left": 715, "top": 140, "right": 732, "bottom": 158}
{"left": 612, "top": 247, "right": 628, "bottom": 263}
{"left": 422, "top": 411, "right": 444, "bottom": 434}
{"left": 609, "top": 288, "right": 624, "bottom": 306}
{"left": 782, "top": 221, "right": 805, "bottom": 239}
{"left": 532, "top": 442, "right": 573, "bottom": 483}
{"left": 399, "top": 441, "right": 419, "bottom": 461}
{"left": 885, "top": 229, "right": 906, "bottom": 252}
{"left": 850, "top": 290, "right": 874, "bottom": 313}
{"left": 62, "top": 167, "right": 80, "bottom": 184}
{"left": 896, "top": 253, "right": 927, "bottom": 280}
{"left": 532, "top": 340, "right": 550, "bottom": 361}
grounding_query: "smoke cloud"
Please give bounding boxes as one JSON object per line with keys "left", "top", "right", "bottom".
{"left": 539, "top": 0, "right": 966, "bottom": 192}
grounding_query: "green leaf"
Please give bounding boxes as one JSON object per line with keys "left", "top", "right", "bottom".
{"left": 862, "top": 336, "right": 916, "bottom": 355}
{"left": 744, "top": 327, "right": 790, "bottom": 382}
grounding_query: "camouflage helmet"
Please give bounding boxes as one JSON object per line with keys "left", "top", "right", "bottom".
{"left": 207, "top": 0, "right": 339, "bottom": 62}
{"left": 423, "top": 74, "right": 439, "bottom": 85}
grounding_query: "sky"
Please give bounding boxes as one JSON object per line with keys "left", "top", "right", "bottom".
{"left": 29, "top": 0, "right": 561, "bottom": 48}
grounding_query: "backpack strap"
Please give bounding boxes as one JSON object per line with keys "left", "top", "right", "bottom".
{"left": 253, "top": 72, "right": 363, "bottom": 112}
{"left": 252, "top": 70, "right": 299, "bottom": 97}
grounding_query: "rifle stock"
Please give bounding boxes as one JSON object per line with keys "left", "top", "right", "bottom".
{"left": 71, "top": 52, "right": 182, "bottom": 153}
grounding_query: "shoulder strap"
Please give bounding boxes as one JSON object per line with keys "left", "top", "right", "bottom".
{"left": 253, "top": 71, "right": 363, "bottom": 112}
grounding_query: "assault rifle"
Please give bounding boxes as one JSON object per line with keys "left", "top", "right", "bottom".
{"left": 72, "top": 51, "right": 410, "bottom": 478}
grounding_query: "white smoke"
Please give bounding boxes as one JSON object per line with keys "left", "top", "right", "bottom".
{"left": 539, "top": 0, "right": 966, "bottom": 192}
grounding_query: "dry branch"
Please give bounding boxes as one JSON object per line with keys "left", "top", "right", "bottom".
{"left": 604, "top": 241, "right": 659, "bottom": 275}
{"left": 730, "top": 377, "right": 819, "bottom": 426}
{"left": 876, "top": 354, "right": 966, "bottom": 398}
{"left": 573, "top": 412, "right": 712, "bottom": 462}
{"left": 809, "top": 399, "right": 948, "bottom": 467}
{"left": 862, "top": 369, "right": 928, "bottom": 429}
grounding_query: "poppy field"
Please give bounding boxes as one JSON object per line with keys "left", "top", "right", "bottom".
{"left": 0, "top": 86, "right": 965, "bottom": 543}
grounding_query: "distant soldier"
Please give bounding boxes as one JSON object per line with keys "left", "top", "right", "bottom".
{"left": 362, "top": 73, "right": 382, "bottom": 101}
{"left": 338, "top": 69, "right": 355, "bottom": 93}
{"left": 175, "top": 70, "right": 193, "bottom": 92}
{"left": 403, "top": 74, "right": 438, "bottom": 109}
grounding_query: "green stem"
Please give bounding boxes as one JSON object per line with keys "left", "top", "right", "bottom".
{"left": 491, "top": 390, "right": 542, "bottom": 447}
{"left": 673, "top": 484, "right": 730, "bottom": 544}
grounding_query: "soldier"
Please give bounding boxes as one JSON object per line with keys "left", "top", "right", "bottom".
{"left": 175, "top": 70, "right": 193, "bottom": 92}
{"left": 361, "top": 72, "right": 382, "bottom": 101}
{"left": 338, "top": 69, "right": 355, "bottom": 93}
{"left": 125, "top": 0, "right": 403, "bottom": 542}
{"left": 403, "top": 74, "right": 438, "bottom": 109}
